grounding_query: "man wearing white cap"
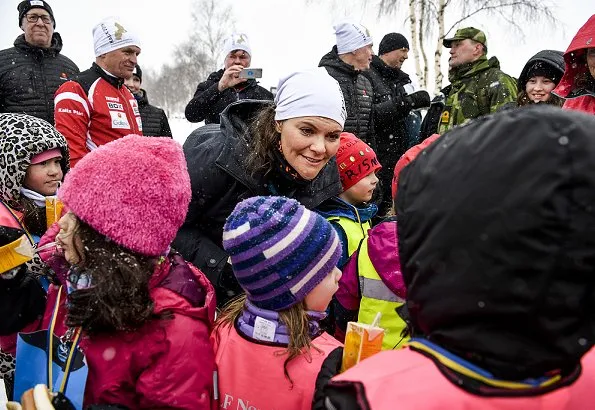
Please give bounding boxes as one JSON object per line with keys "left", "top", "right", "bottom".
{"left": 319, "top": 20, "right": 377, "bottom": 152}
{"left": 185, "top": 33, "right": 273, "bottom": 124}
{"left": 54, "top": 17, "right": 142, "bottom": 167}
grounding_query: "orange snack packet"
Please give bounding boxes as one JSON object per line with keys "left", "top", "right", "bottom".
{"left": 341, "top": 321, "right": 385, "bottom": 372}
{"left": 45, "top": 196, "right": 64, "bottom": 227}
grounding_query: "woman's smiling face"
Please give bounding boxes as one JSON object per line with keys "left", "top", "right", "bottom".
{"left": 277, "top": 116, "right": 342, "bottom": 181}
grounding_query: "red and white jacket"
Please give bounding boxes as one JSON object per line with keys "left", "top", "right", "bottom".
{"left": 54, "top": 63, "right": 142, "bottom": 167}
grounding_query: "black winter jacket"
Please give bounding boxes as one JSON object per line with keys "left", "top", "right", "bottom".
{"left": 319, "top": 47, "right": 376, "bottom": 150}
{"left": 364, "top": 56, "right": 416, "bottom": 212}
{"left": 185, "top": 69, "right": 273, "bottom": 124}
{"left": 172, "top": 100, "right": 342, "bottom": 306}
{"left": 136, "top": 89, "right": 172, "bottom": 137}
{"left": 365, "top": 55, "right": 413, "bottom": 160}
{"left": 0, "top": 34, "right": 79, "bottom": 125}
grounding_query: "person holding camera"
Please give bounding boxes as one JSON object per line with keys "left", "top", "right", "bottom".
{"left": 185, "top": 33, "right": 273, "bottom": 124}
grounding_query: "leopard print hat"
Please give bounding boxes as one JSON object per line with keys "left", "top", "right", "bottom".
{"left": 0, "top": 113, "right": 70, "bottom": 209}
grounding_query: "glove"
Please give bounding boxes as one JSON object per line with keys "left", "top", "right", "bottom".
{"left": 312, "top": 347, "right": 344, "bottom": 410}
{"left": 406, "top": 90, "right": 431, "bottom": 109}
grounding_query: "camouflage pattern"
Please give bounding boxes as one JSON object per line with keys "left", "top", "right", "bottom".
{"left": 438, "top": 56, "right": 517, "bottom": 134}
{"left": 443, "top": 27, "right": 487, "bottom": 50}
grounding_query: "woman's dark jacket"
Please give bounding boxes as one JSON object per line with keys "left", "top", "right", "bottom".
{"left": 172, "top": 100, "right": 342, "bottom": 306}
{"left": 136, "top": 89, "right": 172, "bottom": 137}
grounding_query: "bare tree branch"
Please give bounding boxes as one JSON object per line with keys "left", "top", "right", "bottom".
{"left": 444, "top": 0, "right": 557, "bottom": 37}
{"left": 434, "top": 0, "right": 447, "bottom": 91}
{"left": 376, "top": 0, "right": 558, "bottom": 93}
{"left": 143, "top": 0, "right": 236, "bottom": 115}
{"left": 419, "top": 0, "right": 430, "bottom": 87}
{"left": 409, "top": 0, "right": 425, "bottom": 87}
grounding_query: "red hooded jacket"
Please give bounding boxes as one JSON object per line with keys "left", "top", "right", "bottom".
{"left": 553, "top": 14, "right": 595, "bottom": 114}
{"left": 20, "top": 224, "right": 217, "bottom": 409}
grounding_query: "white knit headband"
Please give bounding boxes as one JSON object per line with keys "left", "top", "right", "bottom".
{"left": 274, "top": 68, "right": 347, "bottom": 128}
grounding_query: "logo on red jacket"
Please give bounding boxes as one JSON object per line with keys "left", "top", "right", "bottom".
{"left": 109, "top": 111, "right": 131, "bottom": 129}
{"left": 107, "top": 102, "right": 124, "bottom": 111}
{"left": 129, "top": 99, "right": 140, "bottom": 116}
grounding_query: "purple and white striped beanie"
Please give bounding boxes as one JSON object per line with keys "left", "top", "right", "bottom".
{"left": 222, "top": 196, "right": 341, "bottom": 311}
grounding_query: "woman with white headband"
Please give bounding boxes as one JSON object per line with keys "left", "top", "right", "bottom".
{"left": 173, "top": 68, "right": 347, "bottom": 308}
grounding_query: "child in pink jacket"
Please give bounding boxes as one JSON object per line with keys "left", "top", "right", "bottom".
{"left": 7, "top": 135, "right": 216, "bottom": 409}
{"left": 212, "top": 196, "right": 343, "bottom": 410}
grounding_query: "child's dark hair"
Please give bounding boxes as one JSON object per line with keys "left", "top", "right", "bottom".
{"left": 516, "top": 89, "right": 565, "bottom": 107}
{"left": 65, "top": 218, "right": 159, "bottom": 335}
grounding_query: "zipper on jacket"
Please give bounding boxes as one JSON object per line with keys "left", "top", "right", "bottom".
{"left": 119, "top": 87, "right": 140, "bottom": 134}
{"left": 353, "top": 76, "right": 360, "bottom": 135}
{"left": 39, "top": 57, "right": 51, "bottom": 122}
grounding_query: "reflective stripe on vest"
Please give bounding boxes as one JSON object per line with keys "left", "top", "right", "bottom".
{"left": 357, "top": 238, "right": 408, "bottom": 350}
{"left": 327, "top": 215, "right": 371, "bottom": 258}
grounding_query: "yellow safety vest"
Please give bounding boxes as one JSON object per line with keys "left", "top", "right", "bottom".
{"left": 327, "top": 212, "right": 372, "bottom": 259}
{"left": 357, "top": 238, "right": 408, "bottom": 350}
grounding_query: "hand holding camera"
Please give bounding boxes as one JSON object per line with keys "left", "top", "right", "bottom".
{"left": 218, "top": 64, "right": 248, "bottom": 91}
{"left": 218, "top": 65, "right": 263, "bottom": 91}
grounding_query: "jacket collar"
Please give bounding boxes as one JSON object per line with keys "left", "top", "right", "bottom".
{"left": 14, "top": 32, "right": 63, "bottom": 57}
{"left": 215, "top": 100, "right": 343, "bottom": 208}
{"left": 92, "top": 63, "right": 125, "bottom": 88}
{"left": 317, "top": 196, "right": 378, "bottom": 222}
{"left": 407, "top": 337, "right": 581, "bottom": 397}
{"left": 150, "top": 252, "right": 216, "bottom": 323}
{"left": 370, "top": 55, "right": 411, "bottom": 83}
{"left": 135, "top": 89, "right": 149, "bottom": 106}
{"left": 319, "top": 46, "right": 361, "bottom": 76}
{"left": 448, "top": 55, "right": 499, "bottom": 82}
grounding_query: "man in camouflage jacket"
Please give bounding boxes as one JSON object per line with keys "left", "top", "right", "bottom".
{"left": 438, "top": 27, "right": 516, "bottom": 134}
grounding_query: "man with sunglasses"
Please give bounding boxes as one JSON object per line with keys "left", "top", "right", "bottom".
{"left": 0, "top": 1, "right": 79, "bottom": 125}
